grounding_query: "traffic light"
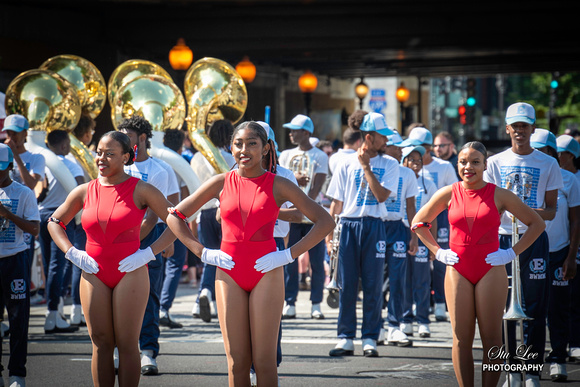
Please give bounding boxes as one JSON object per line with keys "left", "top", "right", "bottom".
{"left": 458, "top": 105, "right": 467, "bottom": 125}
{"left": 465, "top": 78, "right": 476, "bottom": 125}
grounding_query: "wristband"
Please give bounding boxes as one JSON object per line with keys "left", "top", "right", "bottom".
{"left": 168, "top": 207, "right": 188, "bottom": 222}
{"left": 411, "top": 222, "right": 431, "bottom": 232}
{"left": 48, "top": 217, "right": 66, "bottom": 230}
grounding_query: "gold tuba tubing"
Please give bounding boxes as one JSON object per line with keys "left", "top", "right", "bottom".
{"left": 184, "top": 58, "right": 248, "bottom": 174}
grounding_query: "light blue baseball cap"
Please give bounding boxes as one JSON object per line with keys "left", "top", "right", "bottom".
{"left": 0, "top": 143, "right": 14, "bottom": 171}
{"left": 2, "top": 114, "right": 29, "bottom": 132}
{"left": 506, "top": 102, "right": 535, "bottom": 125}
{"left": 359, "top": 112, "right": 394, "bottom": 136}
{"left": 556, "top": 134, "right": 580, "bottom": 158}
{"left": 401, "top": 145, "right": 426, "bottom": 164}
{"left": 283, "top": 114, "right": 314, "bottom": 133}
{"left": 386, "top": 131, "right": 404, "bottom": 147}
{"left": 399, "top": 127, "right": 433, "bottom": 147}
{"left": 530, "top": 128, "right": 557, "bottom": 151}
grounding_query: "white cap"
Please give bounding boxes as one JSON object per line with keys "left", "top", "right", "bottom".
{"left": 556, "top": 134, "right": 580, "bottom": 158}
{"left": 506, "top": 102, "right": 535, "bottom": 125}
{"left": 530, "top": 128, "right": 556, "bottom": 151}
{"left": 400, "top": 127, "right": 433, "bottom": 146}
{"left": 359, "top": 112, "right": 394, "bottom": 136}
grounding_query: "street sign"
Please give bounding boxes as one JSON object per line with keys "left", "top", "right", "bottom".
{"left": 369, "top": 89, "right": 387, "bottom": 114}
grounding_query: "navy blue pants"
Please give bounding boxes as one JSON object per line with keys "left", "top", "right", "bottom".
{"left": 139, "top": 224, "right": 163, "bottom": 358}
{"left": 0, "top": 251, "right": 30, "bottom": 377}
{"left": 197, "top": 208, "right": 222, "bottom": 303}
{"left": 569, "top": 249, "right": 580, "bottom": 348}
{"left": 61, "top": 222, "right": 82, "bottom": 305}
{"left": 432, "top": 209, "right": 449, "bottom": 304}
{"left": 402, "top": 239, "right": 431, "bottom": 325}
{"left": 546, "top": 246, "right": 571, "bottom": 363}
{"left": 500, "top": 232, "right": 549, "bottom": 374}
{"left": 160, "top": 239, "right": 187, "bottom": 311}
{"left": 337, "top": 217, "right": 386, "bottom": 340}
{"left": 384, "top": 220, "right": 409, "bottom": 328}
{"left": 284, "top": 223, "right": 325, "bottom": 306}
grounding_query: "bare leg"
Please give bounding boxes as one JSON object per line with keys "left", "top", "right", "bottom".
{"left": 113, "top": 266, "right": 150, "bottom": 387}
{"left": 445, "top": 266, "right": 476, "bottom": 387}
{"left": 80, "top": 273, "right": 115, "bottom": 387}
{"left": 475, "top": 266, "right": 508, "bottom": 387}
{"left": 250, "top": 267, "right": 284, "bottom": 386}
{"left": 215, "top": 270, "right": 252, "bottom": 387}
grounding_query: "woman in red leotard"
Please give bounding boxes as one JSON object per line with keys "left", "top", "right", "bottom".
{"left": 167, "top": 121, "right": 334, "bottom": 386}
{"left": 412, "top": 141, "right": 545, "bottom": 387}
{"left": 48, "top": 131, "right": 175, "bottom": 387}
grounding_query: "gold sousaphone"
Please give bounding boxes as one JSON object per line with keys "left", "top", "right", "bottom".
{"left": 184, "top": 57, "right": 248, "bottom": 173}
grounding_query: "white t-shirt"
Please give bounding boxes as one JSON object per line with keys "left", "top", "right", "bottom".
{"left": 420, "top": 156, "right": 458, "bottom": 189}
{"left": 0, "top": 181, "right": 40, "bottom": 258}
{"left": 39, "top": 155, "right": 85, "bottom": 210}
{"left": 329, "top": 148, "right": 355, "bottom": 175}
{"left": 484, "top": 148, "right": 564, "bottom": 234}
{"left": 403, "top": 174, "right": 438, "bottom": 227}
{"left": 273, "top": 165, "right": 299, "bottom": 238}
{"left": 545, "top": 168, "right": 580, "bottom": 252}
{"left": 326, "top": 152, "right": 399, "bottom": 220}
{"left": 152, "top": 157, "right": 179, "bottom": 197}
{"left": 385, "top": 165, "right": 418, "bottom": 221}
{"left": 124, "top": 157, "right": 169, "bottom": 195}
{"left": 10, "top": 150, "right": 46, "bottom": 185}
{"left": 191, "top": 149, "right": 236, "bottom": 211}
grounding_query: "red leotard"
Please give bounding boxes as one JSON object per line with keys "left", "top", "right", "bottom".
{"left": 219, "top": 171, "right": 280, "bottom": 292}
{"left": 448, "top": 182, "right": 500, "bottom": 285}
{"left": 81, "top": 177, "right": 147, "bottom": 289}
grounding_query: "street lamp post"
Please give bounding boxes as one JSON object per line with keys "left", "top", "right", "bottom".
{"left": 355, "top": 77, "right": 369, "bottom": 109}
{"left": 396, "top": 82, "right": 410, "bottom": 131}
{"left": 298, "top": 70, "right": 318, "bottom": 116}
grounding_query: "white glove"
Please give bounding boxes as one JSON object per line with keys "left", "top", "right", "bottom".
{"left": 254, "top": 249, "right": 293, "bottom": 273}
{"left": 66, "top": 246, "right": 99, "bottom": 274}
{"left": 201, "top": 248, "right": 235, "bottom": 270}
{"left": 485, "top": 248, "right": 516, "bottom": 266}
{"left": 119, "top": 247, "right": 156, "bottom": 273}
{"left": 435, "top": 248, "right": 459, "bottom": 266}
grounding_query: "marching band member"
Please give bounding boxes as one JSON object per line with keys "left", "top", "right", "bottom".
{"left": 326, "top": 112, "right": 398, "bottom": 358}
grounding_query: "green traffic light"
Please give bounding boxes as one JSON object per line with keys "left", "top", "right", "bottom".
{"left": 550, "top": 80, "right": 559, "bottom": 89}
{"left": 466, "top": 97, "right": 476, "bottom": 106}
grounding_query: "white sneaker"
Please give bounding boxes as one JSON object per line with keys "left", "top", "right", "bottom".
{"left": 192, "top": 303, "right": 200, "bottom": 319}
{"left": 1, "top": 322, "right": 9, "bottom": 338}
{"left": 387, "top": 327, "right": 412, "bottom": 347}
{"left": 8, "top": 375, "right": 25, "bottom": 387}
{"left": 250, "top": 370, "right": 257, "bottom": 386}
{"left": 362, "top": 338, "right": 378, "bottom": 357}
{"left": 29, "top": 293, "right": 44, "bottom": 305}
{"left": 44, "top": 310, "right": 78, "bottom": 333}
{"left": 377, "top": 327, "right": 386, "bottom": 345}
{"left": 399, "top": 323, "right": 413, "bottom": 336}
{"left": 524, "top": 374, "right": 539, "bottom": 387}
{"left": 434, "top": 303, "right": 447, "bottom": 321}
{"left": 211, "top": 300, "right": 218, "bottom": 318}
{"left": 418, "top": 324, "right": 431, "bottom": 338}
{"left": 569, "top": 347, "right": 580, "bottom": 360}
{"left": 311, "top": 303, "right": 324, "bottom": 319}
{"left": 329, "top": 338, "right": 354, "bottom": 356}
{"left": 501, "top": 373, "right": 522, "bottom": 387}
{"left": 550, "top": 363, "right": 567, "bottom": 381}
{"left": 199, "top": 288, "right": 212, "bottom": 323}
{"left": 282, "top": 304, "right": 296, "bottom": 319}
{"left": 140, "top": 349, "right": 158, "bottom": 375}
{"left": 70, "top": 304, "right": 83, "bottom": 325}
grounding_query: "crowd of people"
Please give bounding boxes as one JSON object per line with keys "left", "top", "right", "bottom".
{"left": 0, "top": 99, "right": 579, "bottom": 387}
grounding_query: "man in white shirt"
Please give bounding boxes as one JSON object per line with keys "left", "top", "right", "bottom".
{"left": 39, "top": 130, "right": 84, "bottom": 334}
{"left": 328, "top": 128, "right": 362, "bottom": 175}
{"left": 484, "top": 103, "right": 563, "bottom": 387}
{"left": 278, "top": 114, "right": 329, "bottom": 319}
{"left": 326, "top": 112, "right": 399, "bottom": 358}
{"left": 119, "top": 116, "right": 170, "bottom": 376}
{"left": 0, "top": 143, "right": 40, "bottom": 387}
{"left": 401, "top": 126, "right": 458, "bottom": 322}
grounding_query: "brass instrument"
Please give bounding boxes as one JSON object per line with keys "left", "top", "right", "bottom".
{"left": 5, "top": 69, "right": 81, "bottom": 194}
{"left": 108, "top": 65, "right": 202, "bottom": 200}
{"left": 326, "top": 215, "right": 342, "bottom": 309}
{"left": 40, "top": 54, "right": 106, "bottom": 180}
{"left": 288, "top": 152, "right": 314, "bottom": 223}
{"left": 184, "top": 57, "right": 247, "bottom": 174}
{"left": 503, "top": 216, "right": 532, "bottom": 386}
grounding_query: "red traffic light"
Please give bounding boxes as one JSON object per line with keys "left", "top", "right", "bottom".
{"left": 458, "top": 105, "right": 466, "bottom": 115}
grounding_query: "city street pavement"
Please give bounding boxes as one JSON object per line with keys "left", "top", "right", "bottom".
{"left": 5, "top": 282, "right": 579, "bottom": 386}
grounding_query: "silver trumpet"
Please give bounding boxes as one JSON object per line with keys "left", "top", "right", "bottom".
{"left": 503, "top": 215, "right": 532, "bottom": 386}
{"left": 326, "top": 215, "right": 342, "bottom": 309}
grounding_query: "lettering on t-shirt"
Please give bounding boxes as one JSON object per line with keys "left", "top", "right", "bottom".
{"left": 0, "top": 198, "right": 17, "bottom": 243}
{"left": 385, "top": 177, "right": 403, "bottom": 213}
{"left": 500, "top": 166, "right": 540, "bottom": 206}
{"left": 354, "top": 167, "right": 385, "bottom": 207}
